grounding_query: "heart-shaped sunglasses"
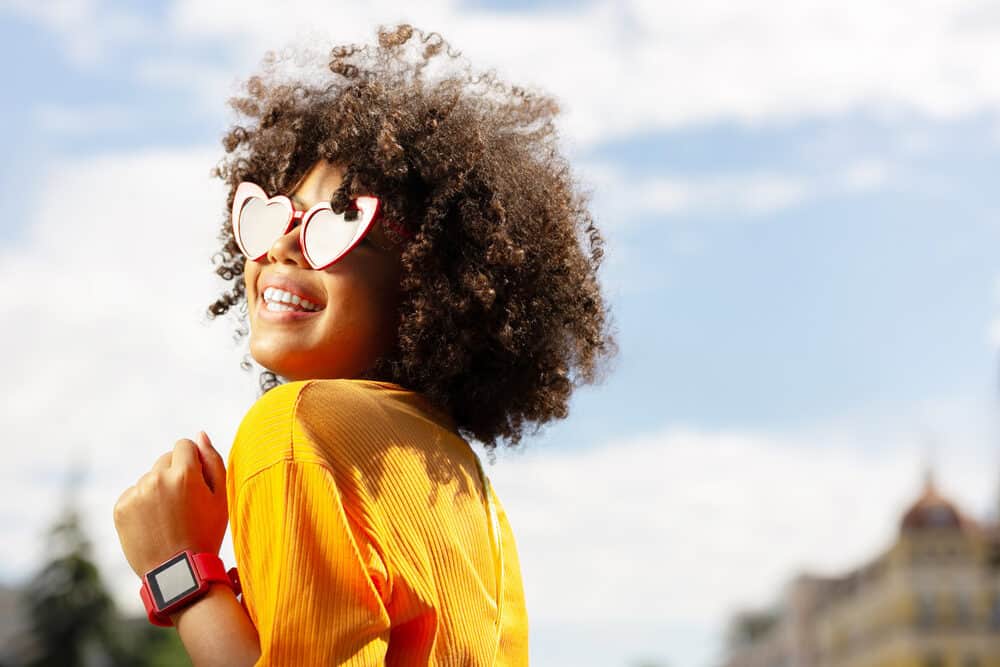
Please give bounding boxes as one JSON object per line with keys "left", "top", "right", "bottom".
{"left": 231, "top": 181, "right": 412, "bottom": 270}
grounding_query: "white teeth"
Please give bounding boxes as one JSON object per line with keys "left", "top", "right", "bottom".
{"left": 266, "top": 302, "right": 309, "bottom": 313}
{"left": 263, "top": 287, "right": 322, "bottom": 311}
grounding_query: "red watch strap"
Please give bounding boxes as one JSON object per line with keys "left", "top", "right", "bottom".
{"left": 191, "top": 553, "right": 228, "bottom": 587}
{"left": 140, "top": 583, "right": 172, "bottom": 627}
{"left": 192, "top": 552, "right": 242, "bottom": 596}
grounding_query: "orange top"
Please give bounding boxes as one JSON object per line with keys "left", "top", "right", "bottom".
{"left": 225, "top": 378, "right": 529, "bottom": 666}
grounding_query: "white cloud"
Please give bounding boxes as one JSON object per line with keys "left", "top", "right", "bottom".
{"left": 131, "top": 59, "right": 243, "bottom": 116}
{"left": 989, "top": 320, "right": 1000, "bottom": 349}
{"left": 215, "top": 1, "right": 1000, "bottom": 145}
{"left": 579, "top": 165, "right": 809, "bottom": 221}
{"left": 578, "top": 158, "right": 894, "bottom": 228}
{"left": 644, "top": 172, "right": 809, "bottom": 216}
{"left": 577, "top": 156, "right": 897, "bottom": 301}
{"left": 1, "top": 0, "right": 156, "bottom": 68}
{"left": 988, "top": 275, "right": 1000, "bottom": 350}
{"left": 838, "top": 158, "right": 892, "bottom": 193}
{"left": 12, "top": 0, "right": 1000, "bottom": 148}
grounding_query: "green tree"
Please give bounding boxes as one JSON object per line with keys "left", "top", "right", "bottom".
{"left": 17, "top": 459, "right": 191, "bottom": 666}
{"left": 111, "top": 617, "right": 191, "bottom": 667}
{"left": 724, "top": 609, "right": 779, "bottom": 650}
{"left": 20, "top": 503, "right": 118, "bottom": 666}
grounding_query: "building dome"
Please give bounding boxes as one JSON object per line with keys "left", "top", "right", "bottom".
{"left": 900, "top": 471, "right": 967, "bottom": 532}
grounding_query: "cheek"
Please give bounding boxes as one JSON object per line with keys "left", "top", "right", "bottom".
{"left": 354, "top": 256, "right": 401, "bottom": 301}
{"left": 356, "top": 278, "right": 399, "bottom": 326}
{"left": 243, "top": 262, "right": 259, "bottom": 296}
{"left": 325, "top": 270, "right": 396, "bottom": 324}
{"left": 345, "top": 270, "right": 401, "bottom": 335}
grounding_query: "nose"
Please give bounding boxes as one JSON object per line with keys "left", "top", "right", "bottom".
{"left": 264, "top": 223, "right": 310, "bottom": 268}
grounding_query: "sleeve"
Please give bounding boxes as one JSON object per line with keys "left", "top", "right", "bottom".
{"left": 232, "top": 458, "right": 392, "bottom": 666}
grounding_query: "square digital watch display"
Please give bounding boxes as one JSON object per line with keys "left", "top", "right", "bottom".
{"left": 147, "top": 551, "right": 199, "bottom": 609}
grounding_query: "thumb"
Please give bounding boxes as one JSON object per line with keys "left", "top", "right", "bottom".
{"left": 195, "top": 430, "right": 226, "bottom": 494}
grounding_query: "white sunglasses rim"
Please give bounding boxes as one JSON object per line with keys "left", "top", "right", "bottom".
{"left": 232, "top": 182, "right": 380, "bottom": 270}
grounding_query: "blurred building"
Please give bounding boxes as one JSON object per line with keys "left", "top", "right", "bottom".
{"left": 721, "top": 472, "right": 1000, "bottom": 667}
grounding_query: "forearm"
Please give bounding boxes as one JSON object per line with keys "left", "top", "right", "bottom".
{"left": 168, "top": 583, "right": 261, "bottom": 667}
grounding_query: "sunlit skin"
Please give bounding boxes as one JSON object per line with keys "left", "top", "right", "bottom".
{"left": 244, "top": 160, "right": 405, "bottom": 381}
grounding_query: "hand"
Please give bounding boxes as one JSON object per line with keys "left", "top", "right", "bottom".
{"left": 113, "top": 431, "right": 228, "bottom": 578}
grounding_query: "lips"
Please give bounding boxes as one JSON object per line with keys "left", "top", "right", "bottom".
{"left": 258, "top": 273, "right": 326, "bottom": 308}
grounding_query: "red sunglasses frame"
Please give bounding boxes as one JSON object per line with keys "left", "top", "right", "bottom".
{"left": 231, "top": 181, "right": 412, "bottom": 271}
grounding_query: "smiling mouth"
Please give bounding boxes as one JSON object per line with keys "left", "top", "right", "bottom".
{"left": 257, "top": 293, "right": 326, "bottom": 316}
{"left": 257, "top": 282, "right": 327, "bottom": 310}
{"left": 259, "top": 284, "right": 326, "bottom": 308}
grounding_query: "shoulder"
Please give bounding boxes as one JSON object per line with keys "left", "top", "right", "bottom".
{"left": 225, "top": 380, "right": 347, "bottom": 483}
{"left": 227, "top": 379, "right": 437, "bottom": 486}
{"left": 287, "top": 379, "right": 460, "bottom": 471}
{"left": 227, "top": 380, "right": 304, "bottom": 481}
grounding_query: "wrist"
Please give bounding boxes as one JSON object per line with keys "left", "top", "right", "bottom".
{"left": 167, "top": 582, "right": 234, "bottom": 626}
{"left": 140, "top": 550, "right": 241, "bottom": 627}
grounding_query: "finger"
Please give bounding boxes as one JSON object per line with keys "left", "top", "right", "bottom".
{"left": 151, "top": 451, "right": 172, "bottom": 472}
{"left": 171, "top": 438, "right": 200, "bottom": 474}
{"left": 194, "top": 431, "right": 226, "bottom": 494}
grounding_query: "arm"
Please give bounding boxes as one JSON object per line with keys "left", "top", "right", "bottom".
{"left": 168, "top": 584, "right": 261, "bottom": 667}
{"left": 113, "top": 431, "right": 259, "bottom": 666}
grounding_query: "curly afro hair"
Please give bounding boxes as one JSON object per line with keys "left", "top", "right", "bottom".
{"left": 207, "top": 23, "right": 618, "bottom": 453}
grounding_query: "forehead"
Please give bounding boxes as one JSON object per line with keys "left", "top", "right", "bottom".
{"left": 291, "top": 160, "right": 346, "bottom": 200}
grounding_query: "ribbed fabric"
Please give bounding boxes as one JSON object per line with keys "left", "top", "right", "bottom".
{"left": 225, "top": 378, "right": 529, "bottom": 666}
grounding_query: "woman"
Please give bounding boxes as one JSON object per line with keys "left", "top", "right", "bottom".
{"left": 113, "top": 23, "right": 616, "bottom": 666}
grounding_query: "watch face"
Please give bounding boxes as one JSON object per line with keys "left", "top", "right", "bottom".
{"left": 148, "top": 552, "right": 199, "bottom": 610}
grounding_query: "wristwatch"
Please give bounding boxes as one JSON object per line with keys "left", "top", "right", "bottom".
{"left": 140, "top": 549, "right": 242, "bottom": 627}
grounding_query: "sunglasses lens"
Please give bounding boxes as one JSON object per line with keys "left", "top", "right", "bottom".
{"left": 237, "top": 197, "right": 291, "bottom": 260}
{"left": 302, "top": 208, "right": 370, "bottom": 268}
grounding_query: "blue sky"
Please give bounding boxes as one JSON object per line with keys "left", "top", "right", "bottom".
{"left": 3, "top": 2, "right": 1000, "bottom": 666}
{"left": 559, "top": 110, "right": 1000, "bottom": 447}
